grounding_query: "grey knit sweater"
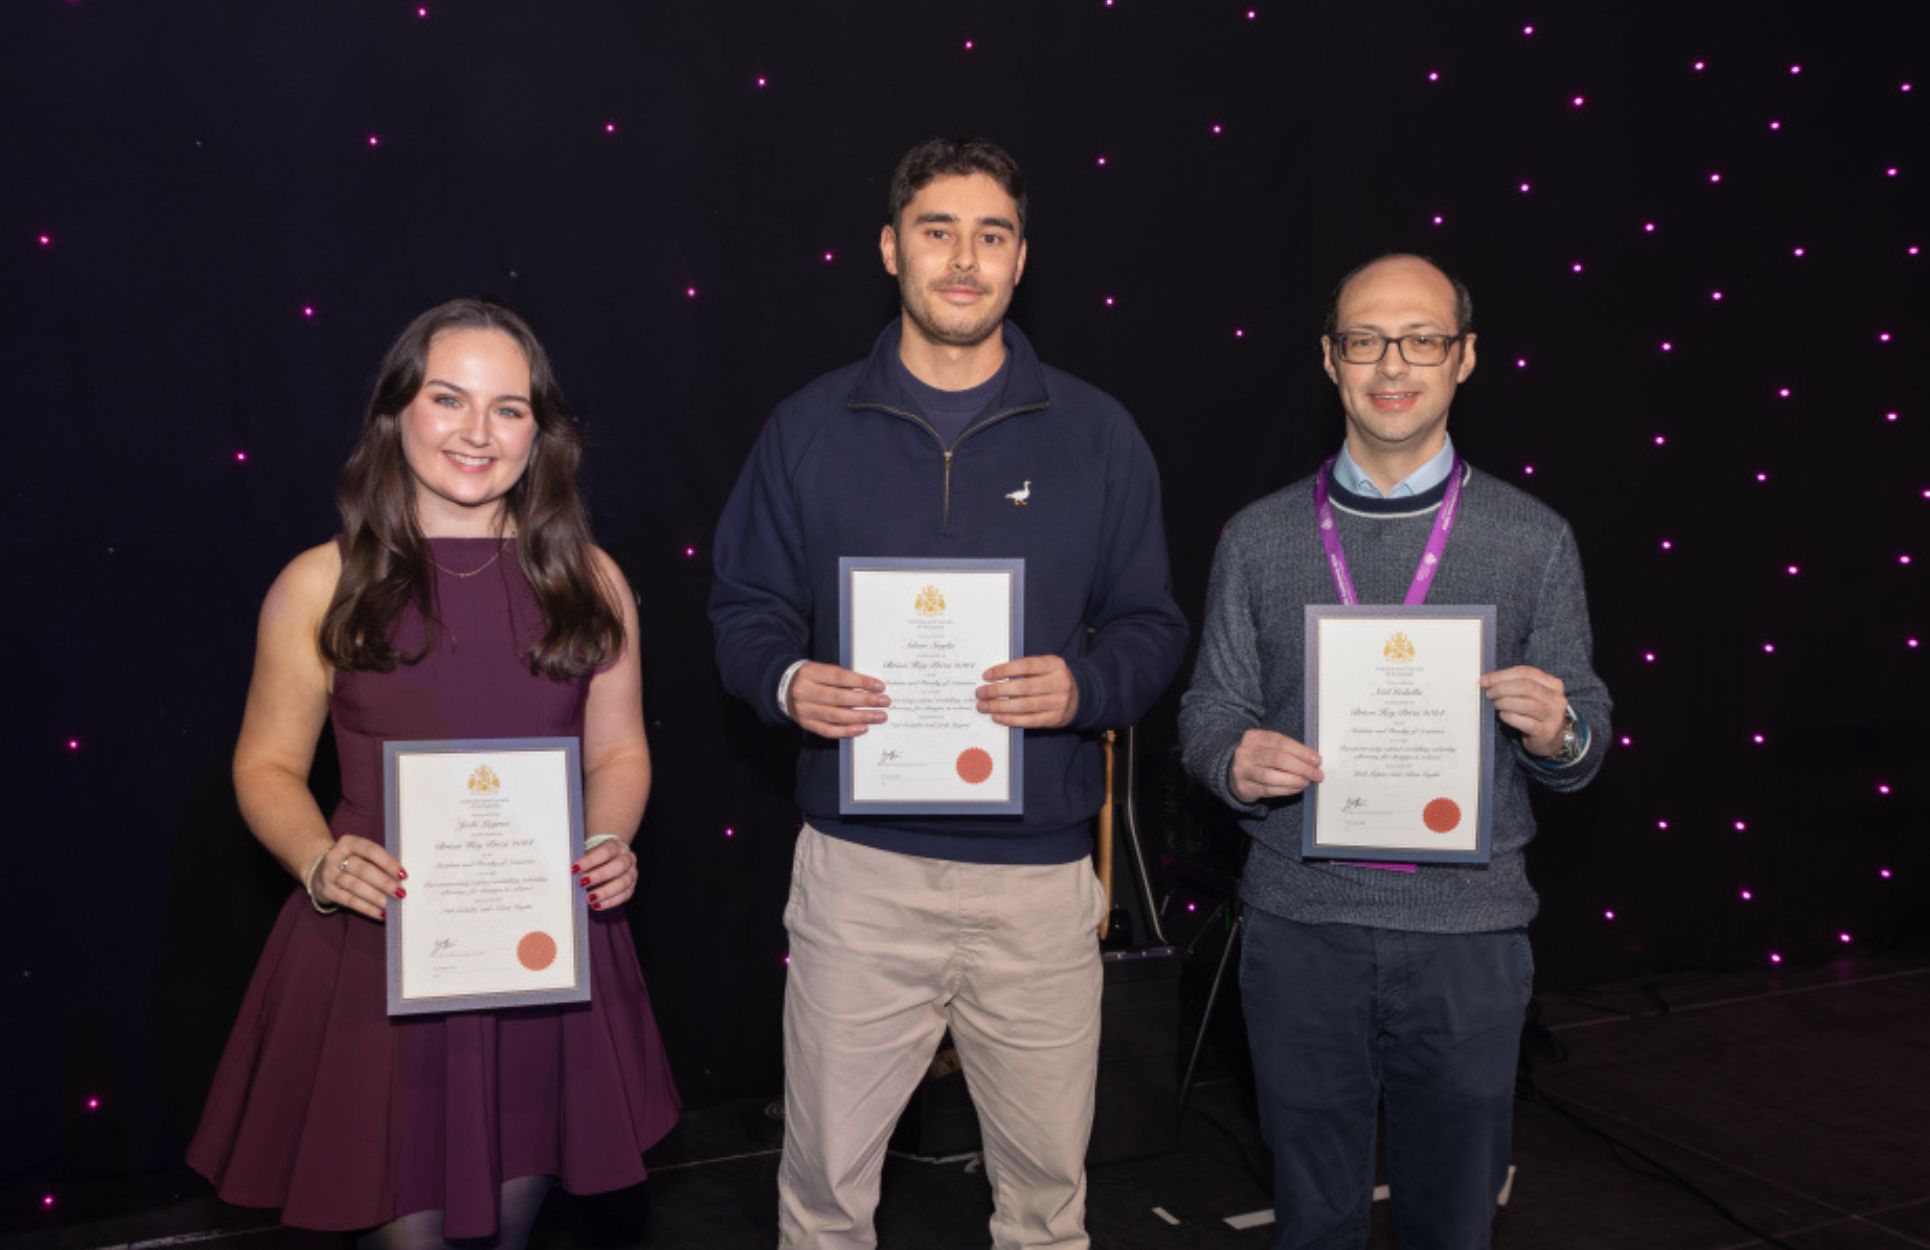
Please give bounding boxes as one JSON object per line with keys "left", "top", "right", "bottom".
{"left": 1179, "top": 460, "right": 1611, "bottom": 933}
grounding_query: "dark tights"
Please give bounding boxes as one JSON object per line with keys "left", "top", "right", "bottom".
{"left": 355, "top": 1175, "right": 553, "bottom": 1250}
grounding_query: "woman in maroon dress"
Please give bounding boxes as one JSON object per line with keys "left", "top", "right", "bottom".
{"left": 188, "top": 299, "right": 679, "bottom": 1246}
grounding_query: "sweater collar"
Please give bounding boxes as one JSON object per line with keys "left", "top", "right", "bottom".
{"left": 1325, "top": 458, "right": 1469, "bottom": 516}
{"left": 847, "top": 318, "right": 1050, "bottom": 416}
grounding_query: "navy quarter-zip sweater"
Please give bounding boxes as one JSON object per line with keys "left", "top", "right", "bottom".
{"left": 710, "top": 321, "right": 1190, "bottom": 864}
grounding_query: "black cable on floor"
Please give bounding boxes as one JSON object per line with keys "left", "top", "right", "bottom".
{"left": 1519, "top": 1018, "right": 1799, "bottom": 1250}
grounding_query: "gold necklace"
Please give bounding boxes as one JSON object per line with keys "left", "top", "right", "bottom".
{"left": 427, "top": 538, "right": 510, "bottom": 579}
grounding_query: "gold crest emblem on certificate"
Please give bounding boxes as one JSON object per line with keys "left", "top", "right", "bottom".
{"left": 1382, "top": 631, "right": 1416, "bottom": 662}
{"left": 914, "top": 585, "right": 947, "bottom": 615}
{"left": 466, "top": 764, "right": 502, "bottom": 795}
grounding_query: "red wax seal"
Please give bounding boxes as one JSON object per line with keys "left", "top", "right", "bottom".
{"left": 517, "top": 931, "right": 558, "bottom": 972}
{"left": 956, "top": 748, "right": 994, "bottom": 785}
{"left": 1422, "top": 798, "right": 1462, "bottom": 833}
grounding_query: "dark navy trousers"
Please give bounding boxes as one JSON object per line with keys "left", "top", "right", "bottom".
{"left": 1239, "top": 909, "right": 1532, "bottom": 1250}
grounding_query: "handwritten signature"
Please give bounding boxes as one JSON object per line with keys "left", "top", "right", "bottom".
{"left": 877, "top": 749, "right": 902, "bottom": 765}
{"left": 1343, "top": 797, "right": 1368, "bottom": 812}
{"left": 432, "top": 937, "right": 458, "bottom": 955}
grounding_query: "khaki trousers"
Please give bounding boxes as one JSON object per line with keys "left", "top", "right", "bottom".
{"left": 778, "top": 824, "right": 1107, "bottom": 1250}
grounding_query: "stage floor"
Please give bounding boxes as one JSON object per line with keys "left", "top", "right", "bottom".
{"left": 9, "top": 952, "right": 1930, "bottom": 1250}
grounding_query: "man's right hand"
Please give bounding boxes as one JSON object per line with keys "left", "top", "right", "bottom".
{"left": 1228, "top": 729, "right": 1324, "bottom": 804}
{"left": 787, "top": 662, "right": 889, "bottom": 738}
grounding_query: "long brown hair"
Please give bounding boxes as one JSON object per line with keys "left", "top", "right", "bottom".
{"left": 318, "top": 298, "right": 622, "bottom": 679}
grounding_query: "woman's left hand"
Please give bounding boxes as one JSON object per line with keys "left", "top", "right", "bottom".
{"left": 575, "top": 836, "right": 639, "bottom": 911}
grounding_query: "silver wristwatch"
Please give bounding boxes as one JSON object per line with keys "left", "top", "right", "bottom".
{"left": 1553, "top": 703, "right": 1583, "bottom": 765}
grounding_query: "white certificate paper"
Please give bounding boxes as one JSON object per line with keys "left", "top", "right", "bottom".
{"left": 839, "top": 557, "right": 1024, "bottom": 815}
{"left": 383, "top": 738, "right": 590, "bottom": 1015}
{"left": 1302, "top": 606, "right": 1496, "bottom": 864}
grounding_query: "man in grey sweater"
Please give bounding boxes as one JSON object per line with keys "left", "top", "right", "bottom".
{"left": 1179, "top": 254, "right": 1610, "bottom": 1250}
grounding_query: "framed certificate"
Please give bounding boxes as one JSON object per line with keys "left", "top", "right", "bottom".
{"left": 838, "top": 556, "right": 1025, "bottom": 815}
{"left": 1301, "top": 605, "right": 1497, "bottom": 865}
{"left": 382, "top": 737, "right": 590, "bottom": 1016}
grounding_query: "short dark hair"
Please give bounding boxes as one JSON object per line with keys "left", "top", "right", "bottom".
{"left": 887, "top": 137, "right": 1027, "bottom": 237}
{"left": 1323, "top": 253, "right": 1474, "bottom": 336}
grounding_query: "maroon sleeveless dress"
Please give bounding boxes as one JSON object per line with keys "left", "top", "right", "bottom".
{"left": 188, "top": 539, "right": 679, "bottom": 1238}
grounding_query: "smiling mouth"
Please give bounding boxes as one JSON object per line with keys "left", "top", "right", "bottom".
{"left": 446, "top": 451, "right": 493, "bottom": 468}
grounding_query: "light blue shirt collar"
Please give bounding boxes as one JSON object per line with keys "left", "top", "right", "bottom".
{"left": 1333, "top": 435, "right": 1456, "bottom": 498}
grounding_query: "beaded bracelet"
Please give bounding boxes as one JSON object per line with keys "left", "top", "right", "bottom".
{"left": 582, "top": 833, "right": 622, "bottom": 855}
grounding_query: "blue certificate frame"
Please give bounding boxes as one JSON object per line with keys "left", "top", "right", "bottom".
{"left": 838, "top": 556, "right": 1025, "bottom": 815}
{"left": 1300, "top": 605, "right": 1497, "bottom": 866}
{"left": 382, "top": 736, "right": 590, "bottom": 1016}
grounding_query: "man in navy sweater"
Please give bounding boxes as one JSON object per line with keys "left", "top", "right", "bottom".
{"left": 710, "top": 138, "right": 1188, "bottom": 1249}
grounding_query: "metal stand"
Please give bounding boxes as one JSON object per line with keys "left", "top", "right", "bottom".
{"left": 1177, "top": 902, "right": 1242, "bottom": 1117}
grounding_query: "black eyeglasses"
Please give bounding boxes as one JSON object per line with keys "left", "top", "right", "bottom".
{"left": 1330, "top": 331, "right": 1467, "bottom": 366}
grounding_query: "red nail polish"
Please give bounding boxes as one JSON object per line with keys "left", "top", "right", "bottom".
{"left": 378, "top": 910, "right": 387, "bottom": 922}
{"left": 590, "top": 900, "right": 601, "bottom": 910}
{"left": 394, "top": 887, "right": 406, "bottom": 899}
{"left": 397, "top": 868, "right": 408, "bottom": 880}
{"left": 588, "top": 893, "right": 599, "bottom": 904}
{"left": 580, "top": 876, "right": 591, "bottom": 887}
{"left": 570, "top": 863, "right": 580, "bottom": 874}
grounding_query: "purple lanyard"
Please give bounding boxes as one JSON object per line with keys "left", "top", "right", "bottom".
{"left": 1313, "top": 454, "right": 1463, "bottom": 606}
{"left": 1313, "top": 454, "right": 1463, "bottom": 874}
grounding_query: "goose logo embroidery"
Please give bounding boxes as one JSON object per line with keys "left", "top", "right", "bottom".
{"left": 914, "top": 585, "right": 947, "bottom": 615}
{"left": 1004, "top": 480, "right": 1032, "bottom": 506}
